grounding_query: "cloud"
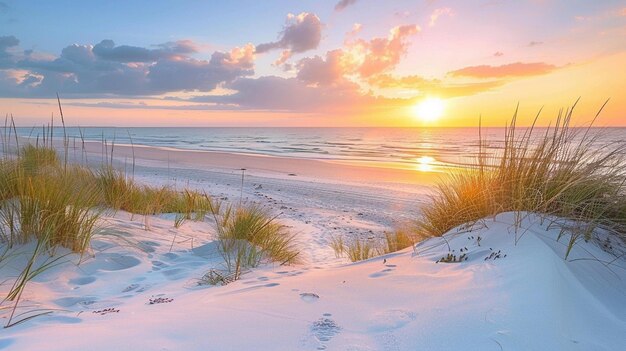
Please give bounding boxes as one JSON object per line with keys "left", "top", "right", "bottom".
{"left": 256, "top": 13, "right": 322, "bottom": 54}
{"left": 0, "top": 35, "right": 19, "bottom": 68}
{"left": 347, "top": 23, "right": 362, "bottom": 38}
{"left": 179, "top": 76, "right": 378, "bottom": 112}
{"left": 1, "top": 37, "right": 255, "bottom": 97}
{"left": 274, "top": 50, "right": 292, "bottom": 67}
{"left": 368, "top": 74, "right": 505, "bottom": 98}
{"left": 296, "top": 49, "right": 345, "bottom": 86}
{"left": 290, "top": 23, "right": 420, "bottom": 86}
{"left": 429, "top": 8, "right": 454, "bottom": 27}
{"left": 64, "top": 101, "right": 237, "bottom": 111}
{"left": 448, "top": 62, "right": 557, "bottom": 78}
{"left": 92, "top": 39, "right": 198, "bottom": 62}
{"left": 335, "top": 0, "right": 358, "bottom": 11}
{"left": 0, "top": 35, "right": 19, "bottom": 57}
{"left": 0, "top": 22, "right": 426, "bottom": 114}
{"left": 147, "top": 44, "right": 255, "bottom": 92}
{"left": 346, "top": 24, "right": 420, "bottom": 77}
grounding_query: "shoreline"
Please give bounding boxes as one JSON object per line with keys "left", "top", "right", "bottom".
{"left": 18, "top": 136, "right": 443, "bottom": 189}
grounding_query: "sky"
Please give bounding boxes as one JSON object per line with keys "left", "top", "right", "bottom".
{"left": 0, "top": 0, "right": 625, "bottom": 127}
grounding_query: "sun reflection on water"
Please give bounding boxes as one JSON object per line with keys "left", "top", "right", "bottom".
{"left": 415, "top": 156, "right": 435, "bottom": 172}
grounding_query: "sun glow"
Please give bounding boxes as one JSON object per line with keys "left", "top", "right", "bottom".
{"left": 413, "top": 98, "right": 445, "bottom": 123}
{"left": 415, "top": 156, "right": 435, "bottom": 172}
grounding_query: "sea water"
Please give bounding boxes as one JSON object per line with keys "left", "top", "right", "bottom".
{"left": 13, "top": 127, "right": 626, "bottom": 171}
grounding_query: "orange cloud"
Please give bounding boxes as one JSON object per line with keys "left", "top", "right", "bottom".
{"left": 368, "top": 74, "right": 505, "bottom": 98}
{"left": 448, "top": 62, "right": 557, "bottom": 78}
{"left": 345, "top": 24, "right": 420, "bottom": 78}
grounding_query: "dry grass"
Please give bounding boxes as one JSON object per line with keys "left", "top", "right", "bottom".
{"left": 329, "top": 235, "right": 345, "bottom": 258}
{"left": 417, "top": 102, "right": 626, "bottom": 257}
{"left": 381, "top": 230, "right": 416, "bottom": 254}
{"left": 209, "top": 202, "right": 299, "bottom": 278}
{"left": 345, "top": 238, "right": 377, "bottom": 262}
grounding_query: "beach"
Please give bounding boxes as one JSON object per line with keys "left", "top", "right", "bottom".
{"left": 1, "top": 137, "right": 625, "bottom": 350}
{"left": 34, "top": 137, "right": 437, "bottom": 264}
{"left": 3, "top": 1, "right": 626, "bottom": 349}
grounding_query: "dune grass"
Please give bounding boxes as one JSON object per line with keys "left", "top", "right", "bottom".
{"left": 0, "top": 106, "right": 301, "bottom": 326}
{"left": 97, "top": 166, "right": 216, "bottom": 223}
{"left": 382, "top": 229, "right": 416, "bottom": 254}
{"left": 0, "top": 146, "right": 103, "bottom": 252}
{"left": 345, "top": 238, "right": 377, "bottom": 262}
{"left": 331, "top": 230, "right": 418, "bottom": 262}
{"left": 416, "top": 102, "right": 626, "bottom": 257}
{"left": 329, "top": 235, "right": 345, "bottom": 258}
{"left": 209, "top": 202, "right": 299, "bottom": 278}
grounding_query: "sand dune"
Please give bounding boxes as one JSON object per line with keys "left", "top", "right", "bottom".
{"left": 1, "top": 212, "right": 625, "bottom": 350}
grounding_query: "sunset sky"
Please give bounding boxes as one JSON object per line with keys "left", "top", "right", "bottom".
{"left": 0, "top": 0, "right": 624, "bottom": 127}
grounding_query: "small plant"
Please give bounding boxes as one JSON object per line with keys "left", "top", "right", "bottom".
{"left": 484, "top": 249, "right": 506, "bottom": 261}
{"left": 329, "top": 235, "right": 345, "bottom": 258}
{"left": 19, "top": 144, "right": 59, "bottom": 174}
{"left": 345, "top": 238, "right": 377, "bottom": 262}
{"left": 208, "top": 202, "right": 299, "bottom": 279}
{"left": 381, "top": 230, "right": 415, "bottom": 254}
{"left": 436, "top": 252, "right": 468, "bottom": 263}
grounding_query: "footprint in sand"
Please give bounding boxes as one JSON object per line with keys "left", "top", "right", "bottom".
{"left": 151, "top": 260, "right": 168, "bottom": 271}
{"left": 53, "top": 296, "right": 121, "bottom": 311}
{"left": 368, "top": 268, "right": 395, "bottom": 278}
{"left": 80, "top": 253, "right": 141, "bottom": 274}
{"left": 138, "top": 240, "right": 160, "bottom": 253}
{"left": 310, "top": 316, "right": 341, "bottom": 349}
{"left": 161, "top": 252, "right": 179, "bottom": 260}
{"left": 367, "top": 309, "right": 416, "bottom": 333}
{"left": 300, "top": 292, "right": 320, "bottom": 303}
{"left": 68, "top": 276, "right": 96, "bottom": 286}
{"left": 53, "top": 296, "right": 98, "bottom": 308}
{"left": 161, "top": 268, "right": 186, "bottom": 280}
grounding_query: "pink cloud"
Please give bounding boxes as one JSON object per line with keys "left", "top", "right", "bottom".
{"left": 429, "top": 7, "right": 454, "bottom": 27}
{"left": 347, "top": 24, "right": 421, "bottom": 77}
{"left": 296, "top": 49, "right": 345, "bottom": 86}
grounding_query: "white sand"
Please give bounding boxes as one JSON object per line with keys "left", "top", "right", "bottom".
{"left": 1, "top": 141, "right": 626, "bottom": 350}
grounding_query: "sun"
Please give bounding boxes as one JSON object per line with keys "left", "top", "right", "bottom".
{"left": 413, "top": 97, "right": 445, "bottom": 123}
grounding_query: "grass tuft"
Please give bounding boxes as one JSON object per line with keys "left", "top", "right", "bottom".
{"left": 416, "top": 102, "right": 626, "bottom": 257}
{"left": 345, "top": 238, "right": 377, "bottom": 262}
{"left": 209, "top": 202, "right": 299, "bottom": 278}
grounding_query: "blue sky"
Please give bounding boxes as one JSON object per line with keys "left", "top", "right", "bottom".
{"left": 1, "top": 0, "right": 625, "bottom": 126}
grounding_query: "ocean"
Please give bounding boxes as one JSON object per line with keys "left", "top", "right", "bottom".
{"left": 13, "top": 127, "right": 626, "bottom": 171}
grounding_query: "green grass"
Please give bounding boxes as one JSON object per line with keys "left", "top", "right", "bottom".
{"left": 416, "top": 102, "right": 626, "bottom": 257}
{"left": 19, "top": 144, "right": 59, "bottom": 174}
